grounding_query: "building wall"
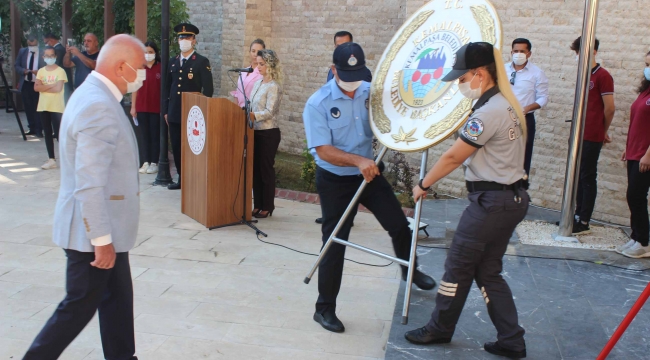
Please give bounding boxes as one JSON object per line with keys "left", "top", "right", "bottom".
{"left": 185, "top": 0, "right": 224, "bottom": 92}
{"left": 185, "top": 0, "right": 650, "bottom": 225}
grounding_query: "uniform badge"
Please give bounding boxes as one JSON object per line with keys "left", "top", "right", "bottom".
{"left": 589, "top": 81, "right": 595, "bottom": 90}
{"left": 192, "top": 55, "right": 196, "bottom": 60}
{"left": 188, "top": 73, "right": 194, "bottom": 79}
{"left": 348, "top": 55, "right": 357, "bottom": 66}
{"left": 463, "top": 118, "right": 483, "bottom": 141}
{"left": 365, "top": 99, "right": 369, "bottom": 109}
{"left": 330, "top": 107, "right": 341, "bottom": 119}
{"left": 207, "top": 66, "right": 211, "bottom": 71}
{"left": 646, "top": 99, "right": 650, "bottom": 106}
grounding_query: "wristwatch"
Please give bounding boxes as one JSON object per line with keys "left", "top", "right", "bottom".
{"left": 418, "top": 179, "right": 430, "bottom": 191}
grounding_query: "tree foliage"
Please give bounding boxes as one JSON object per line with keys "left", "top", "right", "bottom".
{"left": 7, "top": 0, "right": 188, "bottom": 53}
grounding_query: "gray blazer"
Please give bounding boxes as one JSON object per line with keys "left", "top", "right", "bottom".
{"left": 15, "top": 47, "right": 46, "bottom": 91}
{"left": 53, "top": 74, "right": 140, "bottom": 253}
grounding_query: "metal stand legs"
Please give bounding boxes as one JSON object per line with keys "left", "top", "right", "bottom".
{"left": 303, "top": 147, "right": 429, "bottom": 324}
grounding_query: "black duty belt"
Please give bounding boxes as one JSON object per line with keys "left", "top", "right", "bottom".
{"left": 466, "top": 180, "right": 525, "bottom": 203}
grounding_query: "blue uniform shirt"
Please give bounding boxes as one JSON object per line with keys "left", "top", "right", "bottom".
{"left": 303, "top": 80, "right": 373, "bottom": 176}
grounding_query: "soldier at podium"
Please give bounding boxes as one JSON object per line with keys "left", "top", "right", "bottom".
{"left": 163, "top": 23, "right": 214, "bottom": 190}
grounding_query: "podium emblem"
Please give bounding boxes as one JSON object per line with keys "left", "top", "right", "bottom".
{"left": 370, "top": 0, "right": 502, "bottom": 152}
{"left": 187, "top": 105, "right": 206, "bottom": 155}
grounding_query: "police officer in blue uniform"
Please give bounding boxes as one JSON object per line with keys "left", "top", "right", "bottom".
{"left": 163, "top": 23, "right": 214, "bottom": 190}
{"left": 404, "top": 42, "right": 529, "bottom": 359}
{"left": 303, "top": 42, "right": 436, "bottom": 334}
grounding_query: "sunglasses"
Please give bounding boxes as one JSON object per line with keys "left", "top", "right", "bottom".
{"left": 510, "top": 71, "right": 516, "bottom": 85}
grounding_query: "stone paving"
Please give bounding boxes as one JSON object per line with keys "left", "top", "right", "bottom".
{"left": 386, "top": 199, "right": 650, "bottom": 360}
{"left": 0, "top": 112, "right": 401, "bottom": 359}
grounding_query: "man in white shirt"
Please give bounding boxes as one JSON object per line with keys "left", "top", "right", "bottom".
{"left": 505, "top": 38, "right": 549, "bottom": 179}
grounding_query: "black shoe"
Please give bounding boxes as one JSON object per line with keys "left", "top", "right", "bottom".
{"left": 572, "top": 221, "right": 590, "bottom": 235}
{"left": 404, "top": 326, "right": 451, "bottom": 345}
{"left": 484, "top": 342, "right": 526, "bottom": 358}
{"left": 313, "top": 310, "right": 345, "bottom": 333}
{"left": 402, "top": 269, "right": 436, "bottom": 290}
{"left": 25, "top": 130, "right": 36, "bottom": 136}
{"left": 315, "top": 218, "right": 323, "bottom": 224}
{"left": 167, "top": 182, "right": 181, "bottom": 190}
{"left": 35, "top": 133, "right": 44, "bottom": 138}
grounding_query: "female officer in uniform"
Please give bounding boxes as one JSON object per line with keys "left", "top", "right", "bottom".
{"left": 404, "top": 42, "right": 529, "bottom": 359}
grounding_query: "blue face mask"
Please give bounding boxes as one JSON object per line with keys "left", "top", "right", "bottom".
{"left": 644, "top": 67, "right": 650, "bottom": 81}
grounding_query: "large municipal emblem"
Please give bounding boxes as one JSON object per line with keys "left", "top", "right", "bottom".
{"left": 187, "top": 105, "right": 206, "bottom": 155}
{"left": 370, "top": 0, "right": 502, "bottom": 152}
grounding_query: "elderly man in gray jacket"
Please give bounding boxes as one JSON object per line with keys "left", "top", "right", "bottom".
{"left": 23, "top": 34, "right": 146, "bottom": 360}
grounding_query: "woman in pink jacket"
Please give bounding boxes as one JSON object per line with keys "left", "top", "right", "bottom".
{"left": 230, "top": 39, "right": 265, "bottom": 107}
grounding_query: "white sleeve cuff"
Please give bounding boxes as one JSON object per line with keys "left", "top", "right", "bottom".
{"left": 91, "top": 234, "right": 112, "bottom": 247}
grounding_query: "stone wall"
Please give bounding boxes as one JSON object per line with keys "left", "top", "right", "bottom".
{"left": 184, "top": 0, "right": 650, "bottom": 225}
{"left": 185, "top": 0, "right": 224, "bottom": 93}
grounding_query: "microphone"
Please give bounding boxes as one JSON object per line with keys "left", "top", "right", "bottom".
{"left": 229, "top": 68, "right": 253, "bottom": 73}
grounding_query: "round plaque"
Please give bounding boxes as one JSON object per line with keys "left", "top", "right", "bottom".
{"left": 187, "top": 105, "right": 206, "bottom": 155}
{"left": 370, "top": 0, "right": 502, "bottom": 152}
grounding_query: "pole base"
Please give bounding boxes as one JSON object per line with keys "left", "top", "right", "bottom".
{"left": 303, "top": 277, "right": 311, "bottom": 284}
{"left": 552, "top": 233, "right": 580, "bottom": 243}
{"left": 401, "top": 316, "right": 408, "bottom": 325}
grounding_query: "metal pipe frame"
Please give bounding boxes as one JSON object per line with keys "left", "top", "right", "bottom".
{"left": 557, "top": 0, "right": 600, "bottom": 239}
{"left": 303, "top": 146, "right": 429, "bottom": 323}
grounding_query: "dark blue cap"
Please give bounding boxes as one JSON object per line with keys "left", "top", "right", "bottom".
{"left": 333, "top": 42, "right": 371, "bottom": 82}
{"left": 442, "top": 42, "right": 495, "bottom": 82}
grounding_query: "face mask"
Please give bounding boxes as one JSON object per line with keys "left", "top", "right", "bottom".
{"left": 644, "top": 68, "right": 650, "bottom": 81}
{"left": 28, "top": 46, "right": 38, "bottom": 52}
{"left": 145, "top": 54, "right": 156, "bottom": 62}
{"left": 122, "top": 62, "right": 146, "bottom": 93}
{"left": 44, "top": 58, "right": 56, "bottom": 66}
{"left": 336, "top": 78, "right": 362, "bottom": 92}
{"left": 179, "top": 39, "right": 193, "bottom": 53}
{"left": 458, "top": 73, "right": 482, "bottom": 99}
{"left": 512, "top": 53, "right": 527, "bottom": 66}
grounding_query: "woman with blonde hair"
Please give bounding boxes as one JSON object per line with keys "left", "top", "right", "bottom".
{"left": 250, "top": 49, "right": 283, "bottom": 218}
{"left": 404, "top": 42, "right": 529, "bottom": 359}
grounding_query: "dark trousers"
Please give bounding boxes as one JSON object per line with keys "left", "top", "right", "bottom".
{"left": 137, "top": 112, "right": 161, "bottom": 164}
{"left": 253, "top": 128, "right": 281, "bottom": 211}
{"left": 21, "top": 81, "right": 41, "bottom": 135}
{"left": 575, "top": 140, "right": 603, "bottom": 223}
{"left": 315, "top": 167, "right": 413, "bottom": 313}
{"left": 169, "top": 121, "right": 182, "bottom": 181}
{"left": 24, "top": 250, "right": 137, "bottom": 360}
{"left": 627, "top": 160, "right": 650, "bottom": 246}
{"left": 523, "top": 113, "right": 536, "bottom": 176}
{"left": 39, "top": 111, "right": 61, "bottom": 159}
{"left": 427, "top": 190, "right": 529, "bottom": 352}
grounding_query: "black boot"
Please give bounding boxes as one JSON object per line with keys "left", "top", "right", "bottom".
{"left": 401, "top": 267, "right": 436, "bottom": 290}
{"left": 484, "top": 342, "right": 526, "bottom": 359}
{"left": 404, "top": 326, "right": 451, "bottom": 344}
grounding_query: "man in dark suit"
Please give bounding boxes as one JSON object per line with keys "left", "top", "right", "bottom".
{"left": 43, "top": 32, "right": 73, "bottom": 102}
{"left": 163, "top": 23, "right": 214, "bottom": 190}
{"left": 22, "top": 34, "right": 146, "bottom": 360}
{"left": 15, "top": 34, "right": 45, "bottom": 137}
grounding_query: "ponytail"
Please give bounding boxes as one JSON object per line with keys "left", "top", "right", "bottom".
{"left": 491, "top": 47, "right": 526, "bottom": 138}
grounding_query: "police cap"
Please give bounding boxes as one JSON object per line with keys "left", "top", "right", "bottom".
{"left": 333, "top": 42, "right": 372, "bottom": 82}
{"left": 174, "top": 23, "right": 199, "bottom": 38}
{"left": 442, "top": 42, "right": 495, "bottom": 82}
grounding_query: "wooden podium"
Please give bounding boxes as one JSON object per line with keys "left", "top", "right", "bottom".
{"left": 181, "top": 93, "right": 253, "bottom": 228}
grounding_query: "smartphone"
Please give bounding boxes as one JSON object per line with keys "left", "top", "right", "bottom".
{"left": 67, "top": 39, "right": 73, "bottom": 47}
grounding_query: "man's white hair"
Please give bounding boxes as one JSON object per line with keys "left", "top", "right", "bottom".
{"left": 97, "top": 34, "right": 146, "bottom": 66}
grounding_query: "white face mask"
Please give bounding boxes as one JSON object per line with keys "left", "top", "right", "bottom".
{"left": 28, "top": 46, "right": 38, "bottom": 53}
{"left": 44, "top": 58, "right": 56, "bottom": 66}
{"left": 336, "top": 78, "right": 362, "bottom": 92}
{"left": 145, "top": 54, "right": 156, "bottom": 62}
{"left": 122, "top": 62, "right": 146, "bottom": 93}
{"left": 512, "top": 53, "right": 527, "bottom": 66}
{"left": 458, "top": 73, "right": 482, "bottom": 100}
{"left": 179, "top": 39, "right": 193, "bottom": 53}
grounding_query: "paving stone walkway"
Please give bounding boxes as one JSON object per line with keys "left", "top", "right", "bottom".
{"left": 0, "top": 112, "right": 400, "bottom": 359}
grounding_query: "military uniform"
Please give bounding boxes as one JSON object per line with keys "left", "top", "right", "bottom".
{"left": 163, "top": 23, "right": 214, "bottom": 189}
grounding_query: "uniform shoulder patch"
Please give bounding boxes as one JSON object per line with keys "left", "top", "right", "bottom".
{"left": 463, "top": 118, "right": 484, "bottom": 141}
{"left": 330, "top": 107, "right": 341, "bottom": 119}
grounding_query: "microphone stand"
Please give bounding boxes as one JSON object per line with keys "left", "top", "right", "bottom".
{"left": 210, "top": 70, "right": 267, "bottom": 237}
